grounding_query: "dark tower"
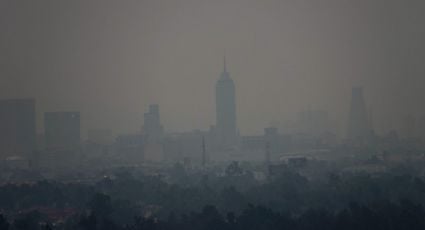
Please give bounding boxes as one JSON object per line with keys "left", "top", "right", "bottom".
{"left": 44, "top": 111, "right": 81, "bottom": 151}
{"left": 143, "top": 104, "right": 164, "bottom": 142}
{"left": 215, "top": 56, "right": 237, "bottom": 148}
{"left": 347, "top": 87, "right": 372, "bottom": 142}
{"left": 0, "top": 99, "right": 36, "bottom": 159}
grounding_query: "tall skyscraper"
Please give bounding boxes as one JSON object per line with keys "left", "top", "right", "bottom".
{"left": 0, "top": 99, "right": 36, "bottom": 159}
{"left": 347, "top": 87, "right": 373, "bottom": 142}
{"left": 44, "top": 112, "right": 81, "bottom": 150}
{"left": 143, "top": 104, "right": 164, "bottom": 141}
{"left": 215, "top": 57, "right": 237, "bottom": 147}
{"left": 143, "top": 104, "right": 164, "bottom": 162}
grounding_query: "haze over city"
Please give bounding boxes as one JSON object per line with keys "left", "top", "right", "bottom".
{"left": 2, "top": 0, "right": 425, "bottom": 137}
{"left": 1, "top": 1, "right": 425, "bottom": 229}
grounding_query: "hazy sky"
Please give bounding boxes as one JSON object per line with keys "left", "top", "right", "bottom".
{"left": 1, "top": 0, "right": 425, "bottom": 137}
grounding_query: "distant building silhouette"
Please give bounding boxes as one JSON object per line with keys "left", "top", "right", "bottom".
{"left": 143, "top": 104, "right": 164, "bottom": 142}
{"left": 162, "top": 130, "right": 208, "bottom": 163}
{"left": 347, "top": 87, "right": 373, "bottom": 142}
{"left": 42, "top": 111, "right": 81, "bottom": 169}
{"left": 215, "top": 57, "right": 238, "bottom": 148}
{"left": 264, "top": 127, "right": 279, "bottom": 154}
{"left": 44, "top": 112, "right": 81, "bottom": 150}
{"left": 0, "top": 99, "right": 36, "bottom": 160}
{"left": 115, "top": 134, "right": 144, "bottom": 163}
{"left": 241, "top": 127, "right": 291, "bottom": 161}
{"left": 143, "top": 104, "right": 164, "bottom": 162}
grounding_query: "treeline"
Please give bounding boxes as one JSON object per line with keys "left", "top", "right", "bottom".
{"left": 1, "top": 166, "right": 425, "bottom": 229}
{"left": 1, "top": 200, "right": 425, "bottom": 230}
{"left": 1, "top": 170, "right": 425, "bottom": 217}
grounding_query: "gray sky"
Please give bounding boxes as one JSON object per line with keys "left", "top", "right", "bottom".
{"left": 1, "top": 0, "right": 425, "bottom": 137}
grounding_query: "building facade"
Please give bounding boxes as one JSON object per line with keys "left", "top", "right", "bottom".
{"left": 143, "top": 104, "right": 164, "bottom": 142}
{"left": 215, "top": 57, "right": 238, "bottom": 148}
{"left": 44, "top": 112, "right": 81, "bottom": 150}
{"left": 0, "top": 99, "right": 36, "bottom": 159}
{"left": 347, "top": 87, "right": 373, "bottom": 143}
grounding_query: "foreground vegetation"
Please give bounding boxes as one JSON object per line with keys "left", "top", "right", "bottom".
{"left": 0, "top": 162, "right": 425, "bottom": 229}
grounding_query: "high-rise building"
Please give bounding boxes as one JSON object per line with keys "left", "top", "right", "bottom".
{"left": 115, "top": 134, "right": 144, "bottom": 163}
{"left": 0, "top": 99, "right": 36, "bottom": 159}
{"left": 215, "top": 57, "right": 237, "bottom": 148}
{"left": 143, "top": 104, "right": 164, "bottom": 162}
{"left": 264, "top": 127, "right": 279, "bottom": 154}
{"left": 143, "top": 104, "right": 164, "bottom": 142}
{"left": 44, "top": 112, "right": 81, "bottom": 150}
{"left": 347, "top": 87, "right": 373, "bottom": 142}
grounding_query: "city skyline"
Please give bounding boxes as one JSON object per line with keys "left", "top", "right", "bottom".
{"left": 1, "top": 0, "right": 425, "bottom": 137}
{"left": 1, "top": 2, "right": 425, "bottom": 229}
{"left": 0, "top": 66, "right": 415, "bottom": 139}
{"left": 0, "top": 63, "right": 374, "bottom": 140}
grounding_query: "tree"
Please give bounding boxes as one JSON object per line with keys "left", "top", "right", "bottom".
{"left": 13, "top": 211, "right": 42, "bottom": 230}
{"left": 89, "top": 193, "right": 113, "bottom": 218}
{"left": 78, "top": 213, "right": 97, "bottom": 230}
{"left": 225, "top": 161, "right": 243, "bottom": 177}
{"left": 0, "top": 215, "right": 9, "bottom": 230}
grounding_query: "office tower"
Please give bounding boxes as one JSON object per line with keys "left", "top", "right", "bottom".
{"left": 0, "top": 99, "right": 36, "bottom": 159}
{"left": 143, "top": 104, "right": 164, "bottom": 142}
{"left": 162, "top": 130, "right": 209, "bottom": 162}
{"left": 44, "top": 112, "right": 81, "bottom": 150}
{"left": 347, "top": 87, "right": 372, "bottom": 142}
{"left": 215, "top": 57, "right": 237, "bottom": 147}
{"left": 143, "top": 104, "right": 164, "bottom": 162}
{"left": 115, "top": 134, "right": 144, "bottom": 163}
